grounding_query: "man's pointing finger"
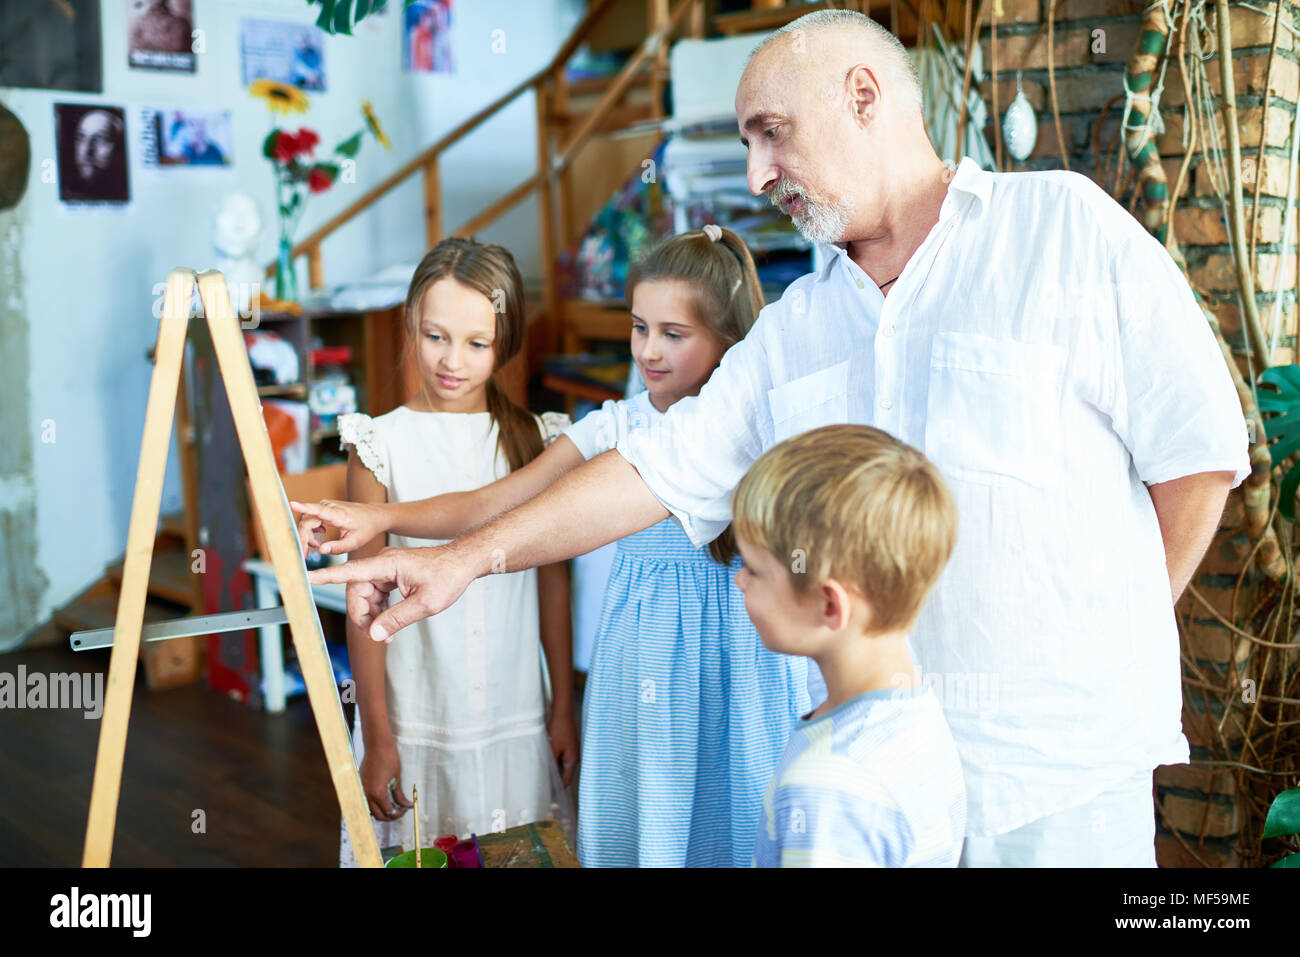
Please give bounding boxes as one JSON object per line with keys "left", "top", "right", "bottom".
{"left": 307, "top": 553, "right": 396, "bottom": 586}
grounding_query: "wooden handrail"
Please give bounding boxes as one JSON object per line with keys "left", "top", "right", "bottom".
{"left": 272, "top": 0, "right": 700, "bottom": 286}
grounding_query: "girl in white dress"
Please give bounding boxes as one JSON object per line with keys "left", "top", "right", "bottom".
{"left": 335, "top": 238, "right": 576, "bottom": 865}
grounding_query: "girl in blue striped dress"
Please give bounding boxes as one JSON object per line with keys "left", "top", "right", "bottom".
{"left": 296, "top": 227, "right": 809, "bottom": 866}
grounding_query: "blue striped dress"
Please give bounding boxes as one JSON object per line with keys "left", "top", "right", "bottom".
{"left": 576, "top": 517, "right": 810, "bottom": 867}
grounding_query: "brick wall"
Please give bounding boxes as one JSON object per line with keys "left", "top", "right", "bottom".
{"left": 974, "top": 0, "right": 1300, "bottom": 866}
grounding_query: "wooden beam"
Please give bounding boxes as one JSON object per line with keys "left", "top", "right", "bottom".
{"left": 424, "top": 158, "right": 443, "bottom": 249}
{"left": 306, "top": 243, "right": 324, "bottom": 290}
{"left": 535, "top": 80, "right": 560, "bottom": 358}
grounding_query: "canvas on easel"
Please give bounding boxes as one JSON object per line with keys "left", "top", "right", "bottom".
{"left": 81, "top": 268, "right": 381, "bottom": 868}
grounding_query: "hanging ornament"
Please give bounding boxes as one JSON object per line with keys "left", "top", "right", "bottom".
{"left": 1002, "top": 72, "right": 1038, "bottom": 163}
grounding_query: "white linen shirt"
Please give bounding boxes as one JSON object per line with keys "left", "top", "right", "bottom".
{"left": 616, "top": 156, "right": 1250, "bottom": 836}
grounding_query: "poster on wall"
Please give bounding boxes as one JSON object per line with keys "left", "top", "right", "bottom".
{"left": 0, "top": 0, "right": 103, "bottom": 92}
{"left": 404, "top": 0, "right": 454, "bottom": 75}
{"left": 138, "top": 107, "right": 233, "bottom": 168}
{"left": 240, "top": 18, "right": 326, "bottom": 91}
{"left": 54, "top": 103, "right": 130, "bottom": 205}
{"left": 127, "top": 0, "right": 196, "bottom": 72}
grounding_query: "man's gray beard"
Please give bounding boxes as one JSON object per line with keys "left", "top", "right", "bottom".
{"left": 771, "top": 182, "right": 852, "bottom": 244}
{"left": 792, "top": 198, "right": 852, "bottom": 245}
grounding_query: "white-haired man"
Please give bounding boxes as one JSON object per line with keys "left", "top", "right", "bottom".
{"left": 312, "top": 10, "right": 1249, "bottom": 867}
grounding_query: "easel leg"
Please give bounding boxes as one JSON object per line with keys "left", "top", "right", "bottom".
{"left": 198, "top": 272, "right": 382, "bottom": 867}
{"left": 83, "top": 269, "right": 195, "bottom": 868}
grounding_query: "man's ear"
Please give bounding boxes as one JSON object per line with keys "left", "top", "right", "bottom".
{"left": 846, "top": 64, "right": 881, "bottom": 124}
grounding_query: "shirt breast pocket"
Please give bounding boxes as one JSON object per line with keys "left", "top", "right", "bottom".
{"left": 769, "top": 361, "right": 850, "bottom": 442}
{"left": 924, "top": 332, "right": 1066, "bottom": 489}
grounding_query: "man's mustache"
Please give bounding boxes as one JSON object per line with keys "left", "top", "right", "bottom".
{"left": 769, "top": 178, "right": 807, "bottom": 212}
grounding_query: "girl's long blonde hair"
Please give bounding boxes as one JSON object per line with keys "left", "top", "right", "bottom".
{"left": 626, "top": 226, "right": 765, "bottom": 564}
{"left": 405, "top": 237, "right": 542, "bottom": 473}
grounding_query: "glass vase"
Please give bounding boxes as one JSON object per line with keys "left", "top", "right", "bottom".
{"left": 275, "top": 234, "right": 297, "bottom": 303}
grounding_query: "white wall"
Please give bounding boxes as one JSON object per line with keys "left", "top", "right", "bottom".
{"left": 0, "top": 0, "right": 583, "bottom": 649}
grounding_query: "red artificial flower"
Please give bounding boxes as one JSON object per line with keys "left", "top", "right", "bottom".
{"left": 271, "top": 130, "right": 297, "bottom": 163}
{"left": 294, "top": 128, "right": 320, "bottom": 154}
{"left": 308, "top": 166, "right": 335, "bottom": 193}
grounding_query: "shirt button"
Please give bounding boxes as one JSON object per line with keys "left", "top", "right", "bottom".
{"left": 883, "top": 325, "right": 896, "bottom": 338}
{"left": 880, "top": 398, "right": 893, "bottom": 411}
{"left": 856, "top": 278, "right": 865, "bottom": 289}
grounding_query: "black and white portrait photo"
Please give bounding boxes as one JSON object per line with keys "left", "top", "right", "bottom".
{"left": 55, "top": 103, "right": 130, "bottom": 204}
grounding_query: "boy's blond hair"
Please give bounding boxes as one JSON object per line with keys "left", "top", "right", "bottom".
{"left": 732, "top": 425, "right": 957, "bottom": 634}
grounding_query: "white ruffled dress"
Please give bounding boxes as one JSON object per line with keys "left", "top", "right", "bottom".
{"left": 336, "top": 405, "right": 574, "bottom": 865}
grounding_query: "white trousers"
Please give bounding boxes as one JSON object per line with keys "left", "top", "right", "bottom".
{"left": 959, "top": 769, "right": 1157, "bottom": 867}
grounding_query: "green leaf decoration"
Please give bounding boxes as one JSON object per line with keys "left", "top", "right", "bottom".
{"left": 1272, "top": 853, "right": 1300, "bottom": 868}
{"left": 336, "top": 132, "right": 364, "bottom": 157}
{"left": 308, "top": 0, "right": 401, "bottom": 35}
{"left": 262, "top": 130, "right": 281, "bottom": 160}
{"left": 332, "top": 0, "right": 354, "bottom": 36}
{"left": 1262, "top": 788, "right": 1300, "bottom": 839}
{"left": 315, "top": 162, "right": 341, "bottom": 179}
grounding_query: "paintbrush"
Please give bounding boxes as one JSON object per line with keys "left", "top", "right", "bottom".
{"left": 412, "top": 786, "right": 421, "bottom": 869}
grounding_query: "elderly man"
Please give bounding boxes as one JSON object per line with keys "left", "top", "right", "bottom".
{"left": 313, "top": 10, "right": 1248, "bottom": 866}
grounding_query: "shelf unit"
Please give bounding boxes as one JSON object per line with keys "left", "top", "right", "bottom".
{"left": 181, "top": 303, "right": 415, "bottom": 706}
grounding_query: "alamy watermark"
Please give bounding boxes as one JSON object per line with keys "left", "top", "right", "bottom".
{"left": 0, "top": 666, "right": 103, "bottom": 719}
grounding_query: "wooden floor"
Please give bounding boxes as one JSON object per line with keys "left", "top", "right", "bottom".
{"left": 0, "top": 642, "right": 345, "bottom": 866}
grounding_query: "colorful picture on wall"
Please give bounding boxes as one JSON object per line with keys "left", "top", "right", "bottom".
{"left": 127, "top": 0, "right": 195, "bottom": 72}
{"left": 139, "top": 107, "right": 232, "bottom": 168}
{"left": 403, "top": 0, "right": 453, "bottom": 74}
{"left": 54, "top": 103, "right": 130, "bottom": 204}
{"left": 240, "top": 17, "right": 326, "bottom": 92}
{"left": 0, "top": 0, "right": 103, "bottom": 92}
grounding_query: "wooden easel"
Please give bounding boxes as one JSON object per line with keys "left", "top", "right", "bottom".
{"left": 82, "top": 269, "right": 382, "bottom": 868}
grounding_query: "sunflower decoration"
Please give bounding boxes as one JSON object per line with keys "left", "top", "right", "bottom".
{"left": 255, "top": 86, "right": 391, "bottom": 301}
{"left": 362, "top": 100, "right": 392, "bottom": 151}
{"left": 250, "top": 79, "right": 310, "bottom": 116}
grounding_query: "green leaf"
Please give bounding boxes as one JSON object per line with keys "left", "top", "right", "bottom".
{"left": 1262, "top": 788, "right": 1300, "bottom": 839}
{"left": 315, "top": 0, "right": 334, "bottom": 31}
{"left": 1264, "top": 411, "right": 1300, "bottom": 439}
{"left": 262, "top": 130, "right": 281, "bottom": 160}
{"left": 336, "top": 132, "right": 363, "bottom": 157}
{"left": 355, "top": 0, "right": 372, "bottom": 19}
{"left": 1260, "top": 365, "right": 1300, "bottom": 395}
{"left": 1268, "top": 433, "right": 1300, "bottom": 467}
{"left": 1258, "top": 393, "right": 1298, "bottom": 414}
{"left": 1279, "top": 466, "right": 1300, "bottom": 523}
{"left": 1272, "top": 852, "right": 1300, "bottom": 868}
{"left": 333, "top": 0, "right": 354, "bottom": 35}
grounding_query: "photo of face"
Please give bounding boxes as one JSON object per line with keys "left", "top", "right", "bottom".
{"left": 55, "top": 103, "right": 130, "bottom": 204}
{"left": 127, "top": 0, "right": 195, "bottom": 72}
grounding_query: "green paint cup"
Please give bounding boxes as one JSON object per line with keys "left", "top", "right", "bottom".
{"left": 384, "top": 848, "right": 448, "bottom": 869}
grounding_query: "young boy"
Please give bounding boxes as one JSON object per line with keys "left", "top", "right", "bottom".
{"left": 732, "top": 424, "right": 966, "bottom": 867}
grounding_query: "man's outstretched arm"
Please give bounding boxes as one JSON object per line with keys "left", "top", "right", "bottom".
{"left": 309, "top": 450, "right": 670, "bottom": 641}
